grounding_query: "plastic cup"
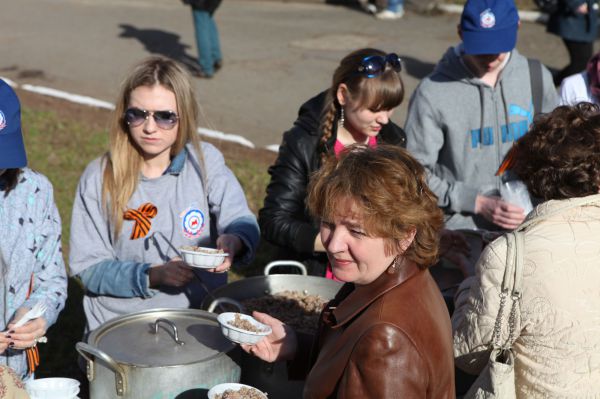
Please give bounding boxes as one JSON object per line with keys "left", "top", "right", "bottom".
{"left": 500, "top": 180, "right": 533, "bottom": 214}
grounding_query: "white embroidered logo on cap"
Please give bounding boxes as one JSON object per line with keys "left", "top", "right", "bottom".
{"left": 0, "top": 110, "right": 6, "bottom": 132}
{"left": 480, "top": 9, "right": 496, "bottom": 28}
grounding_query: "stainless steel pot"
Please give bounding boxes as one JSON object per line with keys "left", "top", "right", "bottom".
{"left": 202, "top": 261, "right": 343, "bottom": 311}
{"left": 202, "top": 261, "right": 343, "bottom": 399}
{"left": 76, "top": 308, "right": 240, "bottom": 399}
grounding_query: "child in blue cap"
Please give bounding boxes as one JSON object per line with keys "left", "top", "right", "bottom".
{"left": 0, "top": 79, "right": 68, "bottom": 379}
{"left": 405, "top": 0, "right": 558, "bottom": 232}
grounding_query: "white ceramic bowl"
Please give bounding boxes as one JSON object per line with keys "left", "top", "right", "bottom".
{"left": 207, "top": 382, "right": 267, "bottom": 399}
{"left": 179, "top": 246, "right": 228, "bottom": 268}
{"left": 26, "top": 377, "right": 80, "bottom": 399}
{"left": 217, "top": 312, "right": 272, "bottom": 345}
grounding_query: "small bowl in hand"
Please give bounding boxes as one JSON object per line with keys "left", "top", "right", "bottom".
{"left": 179, "top": 246, "right": 228, "bottom": 268}
{"left": 207, "top": 382, "right": 267, "bottom": 399}
{"left": 217, "top": 312, "right": 272, "bottom": 345}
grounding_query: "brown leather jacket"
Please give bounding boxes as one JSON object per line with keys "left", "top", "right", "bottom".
{"left": 303, "top": 261, "right": 455, "bottom": 398}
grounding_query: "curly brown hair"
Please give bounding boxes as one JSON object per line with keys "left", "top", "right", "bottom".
{"left": 306, "top": 144, "right": 444, "bottom": 269}
{"left": 512, "top": 103, "right": 600, "bottom": 201}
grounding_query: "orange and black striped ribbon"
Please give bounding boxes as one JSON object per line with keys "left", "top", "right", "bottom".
{"left": 25, "top": 272, "right": 39, "bottom": 375}
{"left": 26, "top": 347, "right": 39, "bottom": 374}
{"left": 123, "top": 203, "right": 158, "bottom": 240}
{"left": 495, "top": 145, "right": 517, "bottom": 176}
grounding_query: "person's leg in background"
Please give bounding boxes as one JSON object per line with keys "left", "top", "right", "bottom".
{"left": 207, "top": 11, "right": 222, "bottom": 72}
{"left": 191, "top": 7, "right": 215, "bottom": 78}
{"left": 375, "top": 0, "right": 404, "bottom": 19}
{"left": 554, "top": 39, "right": 594, "bottom": 86}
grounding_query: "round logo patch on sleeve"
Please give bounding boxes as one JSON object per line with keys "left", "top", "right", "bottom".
{"left": 181, "top": 208, "right": 205, "bottom": 239}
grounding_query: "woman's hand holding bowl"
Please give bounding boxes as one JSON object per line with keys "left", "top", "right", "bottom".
{"left": 240, "top": 311, "right": 298, "bottom": 363}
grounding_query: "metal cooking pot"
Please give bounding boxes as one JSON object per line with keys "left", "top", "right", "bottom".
{"left": 202, "top": 261, "right": 343, "bottom": 310}
{"left": 202, "top": 261, "right": 343, "bottom": 399}
{"left": 76, "top": 308, "right": 240, "bottom": 399}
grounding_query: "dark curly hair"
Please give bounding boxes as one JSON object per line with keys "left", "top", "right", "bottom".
{"left": 307, "top": 144, "right": 443, "bottom": 269}
{"left": 512, "top": 102, "right": 600, "bottom": 201}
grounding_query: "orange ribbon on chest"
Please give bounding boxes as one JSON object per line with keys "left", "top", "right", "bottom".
{"left": 123, "top": 202, "right": 158, "bottom": 239}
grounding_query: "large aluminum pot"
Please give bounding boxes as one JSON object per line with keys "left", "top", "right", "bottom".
{"left": 76, "top": 308, "right": 240, "bottom": 399}
{"left": 202, "top": 261, "right": 343, "bottom": 399}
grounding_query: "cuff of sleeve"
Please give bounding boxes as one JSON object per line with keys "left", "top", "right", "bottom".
{"left": 294, "top": 224, "right": 320, "bottom": 255}
{"left": 140, "top": 264, "right": 159, "bottom": 298}
{"left": 457, "top": 187, "right": 480, "bottom": 214}
{"left": 224, "top": 216, "right": 260, "bottom": 265}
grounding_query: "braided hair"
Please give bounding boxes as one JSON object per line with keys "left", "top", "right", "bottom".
{"left": 318, "top": 48, "right": 404, "bottom": 160}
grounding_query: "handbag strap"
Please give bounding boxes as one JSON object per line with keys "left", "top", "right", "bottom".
{"left": 492, "top": 195, "right": 600, "bottom": 349}
{"left": 491, "top": 231, "right": 520, "bottom": 349}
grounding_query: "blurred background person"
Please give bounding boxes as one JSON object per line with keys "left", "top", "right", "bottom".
{"left": 560, "top": 50, "right": 600, "bottom": 104}
{"left": 182, "top": 0, "right": 223, "bottom": 78}
{"left": 247, "top": 145, "right": 455, "bottom": 398}
{"left": 453, "top": 103, "right": 600, "bottom": 397}
{"left": 547, "top": 0, "right": 598, "bottom": 86}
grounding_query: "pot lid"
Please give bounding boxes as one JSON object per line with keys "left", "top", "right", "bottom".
{"left": 87, "top": 308, "right": 235, "bottom": 367}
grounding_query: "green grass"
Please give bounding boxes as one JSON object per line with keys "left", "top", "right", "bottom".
{"left": 20, "top": 104, "right": 275, "bottom": 381}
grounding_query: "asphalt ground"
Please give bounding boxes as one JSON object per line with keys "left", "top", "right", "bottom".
{"left": 1, "top": 0, "right": 571, "bottom": 149}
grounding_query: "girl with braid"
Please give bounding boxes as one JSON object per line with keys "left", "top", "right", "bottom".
{"left": 69, "top": 56, "right": 259, "bottom": 333}
{"left": 259, "top": 48, "right": 407, "bottom": 277}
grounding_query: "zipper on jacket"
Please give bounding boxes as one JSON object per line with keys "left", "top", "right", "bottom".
{"left": 493, "top": 89, "right": 502, "bottom": 192}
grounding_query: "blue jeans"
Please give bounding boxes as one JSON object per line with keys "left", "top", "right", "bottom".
{"left": 191, "top": 8, "right": 222, "bottom": 76}
{"left": 387, "top": 0, "right": 403, "bottom": 12}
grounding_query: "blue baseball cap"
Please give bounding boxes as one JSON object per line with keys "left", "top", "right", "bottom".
{"left": 0, "top": 79, "right": 27, "bottom": 169}
{"left": 461, "top": 0, "right": 519, "bottom": 55}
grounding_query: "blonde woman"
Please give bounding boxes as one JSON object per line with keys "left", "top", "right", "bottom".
{"left": 69, "top": 56, "right": 259, "bottom": 332}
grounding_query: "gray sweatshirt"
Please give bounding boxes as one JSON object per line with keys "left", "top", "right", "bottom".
{"left": 69, "top": 142, "right": 259, "bottom": 331}
{"left": 405, "top": 46, "right": 558, "bottom": 230}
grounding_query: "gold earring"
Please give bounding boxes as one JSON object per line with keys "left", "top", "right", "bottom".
{"left": 387, "top": 256, "right": 399, "bottom": 274}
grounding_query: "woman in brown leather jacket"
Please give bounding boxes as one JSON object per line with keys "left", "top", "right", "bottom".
{"left": 243, "top": 145, "right": 455, "bottom": 398}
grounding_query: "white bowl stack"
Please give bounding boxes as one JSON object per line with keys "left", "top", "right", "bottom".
{"left": 26, "top": 377, "right": 80, "bottom": 399}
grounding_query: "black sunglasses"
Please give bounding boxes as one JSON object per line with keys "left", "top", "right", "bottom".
{"left": 357, "top": 53, "right": 402, "bottom": 78}
{"left": 124, "top": 107, "right": 179, "bottom": 130}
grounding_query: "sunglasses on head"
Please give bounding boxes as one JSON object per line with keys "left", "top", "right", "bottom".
{"left": 124, "top": 107, "right": 179, "bottom": 130}
{"left": 357, "top": 53, "right": 402, "bottom": 78}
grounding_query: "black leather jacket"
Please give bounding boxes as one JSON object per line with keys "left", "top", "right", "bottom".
{"left": 258, "top": 91, "right": 407, "bottom": 276}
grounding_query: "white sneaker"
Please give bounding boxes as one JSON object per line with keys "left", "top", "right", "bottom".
{"left": 375, "top": 10, "right": 399, "bottom": 20}
{"left": 357, "top": 0, "right": 377, "bottom": 14}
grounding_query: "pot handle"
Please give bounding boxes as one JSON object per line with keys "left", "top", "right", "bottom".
{"left": 264, "top": 260, "right": 307, "bottom": 276}
{"left": 207, "top": 297, "right": 244, "bottom": 313}
{"left": 152, "top": 318, "right": 186, "bottom": 346}
{"left": 76, "top": 342, "right": 128, "bottom": 397}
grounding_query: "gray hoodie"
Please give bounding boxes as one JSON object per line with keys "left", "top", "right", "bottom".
{"left": 69, "top": 142, "right": 259, "bottom": 331}
{"left": 405, "top": 46, "right": 558, "bottom": 230}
